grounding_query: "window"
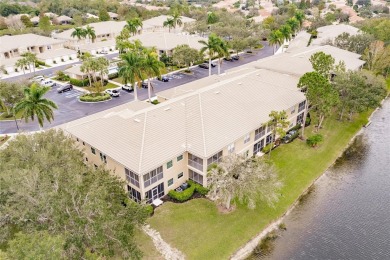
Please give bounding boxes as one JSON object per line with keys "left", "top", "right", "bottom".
{"left": 291, "top": 107, "right": 295, "bottom": 114}
{"left": 297, "top": 112, "right": 304, "bottom": 125}
{"left": 298, "top": 100, "right": 306, "bottom": 113}
{"left": 207, "top": 150, "right": 222, "bottom": 167}
{"left": 189, "top": 169, "right": 204, "bottom": 185}
{"left": 228, "top": 143, "right": 235, "bottom": 154}
{"left": 145, "top": 183, "right": 165, "bottom": 203}
{"left": 244, "top": 133, "right": 250, "bottom": 144}
{"left": 100, "top": 152, "right": 107, "bottom": 164}
{"left": 143, "top": 166, "right": 163, "bottom": 188}
{"left": 245, "top": 150, "right": 249, "bottom": 158}
{"left": 177, "top": 155, "right": 183, "bottom": 161}
{"left": 85, "top": 157, "right": 88, "bottom": 162}
{"left": 128, "top": 185, "right": 141, "bottom": 203}
{"left": 125, "top": 168, "right": 140, "bottom": 188}
{"left": 94, "top": 164, "right": 98, "bottom": 169}
{"left": 188, "top": 153, "right": 203, "bottom": 171}
{"left": 255, "top": 126, "right": 266, "bottom": 141}
{"left": 178, "top": 172, "right": 183, "bottom": 179}
{"left": 47, "top": 45, "right": 52, "bottom": 50}
{"left": 167, "top": 160, "right": 173, "bottom": 169}
{"left": 266, "top": 134, "right": 273, "bottom": 145}
{"left": 76, "top": 138, "right": 79, "bottom": 142}
{"left": 267, "top": 125, "right": 274, "bottom": 133}
{"left": 91, "top": 147, "right": 96, "bottom": 154}
{"left": 253, "top": 139, "right": 264, "bottom": 155}
{"left": 168, "top": 178, "right": 174, "bottom": 186}
{"left": 83, "top": 142, "right": 85, "bottom": 146}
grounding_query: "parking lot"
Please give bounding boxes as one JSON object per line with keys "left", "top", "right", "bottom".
{"left": 0, "top": 44, "right": 273, "bottom": 134}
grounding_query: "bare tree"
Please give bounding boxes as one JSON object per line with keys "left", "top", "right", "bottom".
{"left": 6, "top": 15, "right": 26, "bottom": 31}
{"left": 207, "top": 155, "right": 282, "bottom": 211}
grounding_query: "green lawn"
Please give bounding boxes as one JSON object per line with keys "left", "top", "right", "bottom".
{"left": 134, "top": 228, "right": 162, "bottom": 260}
{"left": 84, "top": 82, "right": 120, "bottom": 92}
{"left": 148, "top": 111, "right": 371, "bottom": 259}
{"left": 0, "top": 112, "right": 22, "bottom": 121}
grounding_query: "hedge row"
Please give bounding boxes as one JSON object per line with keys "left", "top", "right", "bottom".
{"left": 168, "top": 180, "right": 209, "bottom": 202}
{"left": 70, "top": 78, "right": 90, "bottom": 87}
{"left": 79, "top": 93, "right": 110, "bottom": 102}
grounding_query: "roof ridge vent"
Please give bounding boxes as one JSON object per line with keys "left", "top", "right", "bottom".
{"left": 164, "top": 107, "right": 171, "bottom": 111}
{"left": 215, "top": 91, "right": 220, "bottom": 94}
{"left": 134, "top": 118, "right": 141, "bottom": 123}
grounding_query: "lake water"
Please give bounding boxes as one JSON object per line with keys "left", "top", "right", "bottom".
{"left": 262, "top": 99, "right": 390, "bottom": 260}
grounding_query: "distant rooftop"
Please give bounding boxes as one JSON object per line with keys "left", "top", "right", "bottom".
{"left": 0, "top": 34, "right": 64, "bottom": 53}
{"left": 312, "top": 24, "right": 360, "bottom": 46}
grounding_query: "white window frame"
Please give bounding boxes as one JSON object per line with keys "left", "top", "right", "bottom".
{"left": 228, "top": 143, "right": 235, "bottom": 154}
{"left": 244, "top": 133, "right": 250, "bottom": 144}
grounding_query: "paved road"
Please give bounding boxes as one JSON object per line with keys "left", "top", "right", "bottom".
{"left": 1, "top": 53, "right": 119, "bottom": 83}
{"left": 0, "top": 43, "right": 273, "bottom": 134}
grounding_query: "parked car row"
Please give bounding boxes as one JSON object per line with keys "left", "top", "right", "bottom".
{"left": 199, "top": 61, "right": 217, "bottom": 69}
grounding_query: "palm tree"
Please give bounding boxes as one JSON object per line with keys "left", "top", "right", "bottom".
{"left": 294, "top": 10, "right": 305, "bottom": 29}
{"left": 71, "top": 27, "right": 86, "bottom": 42}
{"left": 142, "top": 49, "right": 165, "bottom": 102}
{"left": 80, "top": 58, "right": 93, "bottom": 86}
{"left": 125, "top": 18, "right": 143, "bottom": 36}
{"left": 21, "top": 52, "right": 38, "bottom": 73}
{"left": 172, "top": 12, "right": 182, "bottom": 28}
{"left": 216, "top": 39, "right": 229, "bottom": 75}
{"left": 268, "top": 30, "right": 283, "bottom": 54}
{"left": 84, "top": 25, "right": 96, "bottom": 43}
{"left": 199, "top": 33, "right": 224, "bottom": 77}
{"left": 163, "top": 17, "right": 175, "bottom": 33}
{"left": 280, "top": 24, "right": 292, "bottom": 42}
{"left": 15, "top": 58, "right": 28, "bottom": 74}
{"left": 286, "top": 17, "right": 299, "bottom": 37}
{"left": 118, "top": 52, "right": 144, "bottom": 101}
{"left": 14, "top": 83, "right": 58, "bottom": 128}
{"left": 267, "top": 110, "right": 289, "bottom": 158}
{"left": 96, "top": 57, "right": 109, "bottom": 86}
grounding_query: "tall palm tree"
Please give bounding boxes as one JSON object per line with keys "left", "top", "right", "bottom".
{"left": 280, "top": 24, "right": 292, "bottom": 42}
{"left": 199, "top": 33, "right": 224, "bottom": 76}
{"left": 14, "top": 83, "right": 58, "bottom": 128}
{"left": 118, "top": 52, "right": 144, "bottom": 101}
{"left": 80, "top": 58, "right": 93, "bottom": 86}
{"left": 15, "top": 58, "right": 28, "bottom": 74}
{"left": 286, "top": 17, "right": 299, "bottom": 36}
{"left": 96, "top": 57, "right": 109, "bottom": 86}
{"left": 71, "top": 27, "right": 86, "bottom": 42}
{"left": 216, "top": 39, "right": 229, "bottom": 75}
{"left": 172, "top": 12, "right": 182, "bottom": 29}
{"left": 142, "top": 49, "right": 165, "bottom": 102}
{"left": 268, "top": 30, "right": 283, "bottom": 54}
{"left": 84, "top": 25, "right": 96, "bottom": 43}
{"left": 132, "top": 17, "right": 143, "bottom": 34}
{"left": 294, "top": 10, "right": 305, "bottom": 29}
{"left": 21, "top": 52, "right": 37, "bottom": 73}
{"left": 163, "top": 17, "right": 175, "bottom": 33}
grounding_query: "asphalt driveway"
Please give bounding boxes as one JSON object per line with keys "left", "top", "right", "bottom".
{"left": 0, "top": 43, "right": 273, "bottom": 134}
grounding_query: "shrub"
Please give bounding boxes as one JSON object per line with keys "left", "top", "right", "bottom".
{"left": 288, "top": 124, "right": 302, "bottom": 132}
{"left": 79, "top": 93, "right": 110, "bottom": 102}
{"left": 188, "top": 180, "right": 209, "bottom": 195}
{"left": 305, "top": 116, "right": 311, "bottom": 126}
{"left": 262, "top": 143, "right": 273, "bottom": 153}
{"left": 168, "top": 184, "right": 195, "bottom": 202}
{"left": 306, "top": 134, "right": 323, "bottom": 147}
{"left": 55, "top": 71, "right": 70, "bottom": 81}
{"left": 145, "top": 204, "right": 154, "bottom": 216}
{"left": 70, "top": 78, "right": 90, "bottom": 87}
{"left": 108, "top": 72, "right": 118, "bottom": 79}
{"left": 151, "top": 100, "right": 159, "bottom": 105}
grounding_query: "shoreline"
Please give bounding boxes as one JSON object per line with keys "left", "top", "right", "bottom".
{"left": 230, "top": 105, "right": 384, "bottom": 260}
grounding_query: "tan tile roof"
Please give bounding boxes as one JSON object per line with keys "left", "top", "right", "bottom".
{"left": 54, "top": 21, "right": 127, "bottom": 40}
{"left": 0, "top": 34, "right": 64, "bottom": 53}
{"left": 36, "top": 48, "right": 77, "bottom": 59}
{"left": 312, "top": 24, "right": 360, "bottom": 46}
{"left": 78, "top": 39, "right": 116, "bottom": 51}
{"left": 61, "top": 68, "right": 305, "bottom": 174}
{"left": 248, "top": 45, "right": 365, "bottom": 76}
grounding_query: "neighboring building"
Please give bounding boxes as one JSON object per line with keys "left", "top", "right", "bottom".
{"left": 142, "top": 15, "right": 196, "bottom": 32}
{"left": 250, "top": 45, "right": 365, "bottom": 77}
{"left": 44, "top": 12, "right": 58, "bottom": 19}
{"left": 311, "top": 24, "right": 360, "bottom": 46}
{"left": 63, "top": 65, "right": 87, "bottom": 80}
{"left": 36, "top": 48, "right": 77, "bottom": 65}
{"left": 61, "top": 67, "right": 307, "bottom": 203}
{"left": 77, "top": 39, "right": 116, "bottom": 55}
{"left": 55, "top": 15, "right": 72, "bottom": 25}
{"left": 108, "top": 12, "right": 119, "bottom": 20}
{"left": 130, "top": 32, "right": 205, "bottom": 56}
{"left": 0, "top": 34, "right": 65, "bottom": 74}
{"left": 53, "top": 21, "right": 127, "bottom": 48}
{"left": 30, "top": 16, "right": 40, "bottom": 25}
{"left": 85, "top": 13, "right": 99, "bottom": 19}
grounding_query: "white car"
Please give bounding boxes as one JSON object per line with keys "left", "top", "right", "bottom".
{"left": 41, "top": 80, "right": 56, "bottom": 87}
{"left": 32, "top": 75, "right": 44, "bottom": 82}
{"left": 105, "top": 89, "right": 120, "bottom": 97}
{"left": 100, "top": 50, "right": 108, "bottom": 54}
{"left": 121, "top": 84, "right": 133, "bottom": 92}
